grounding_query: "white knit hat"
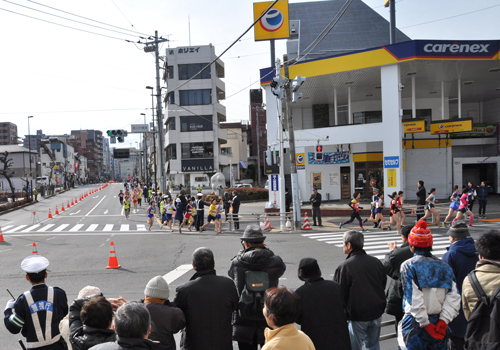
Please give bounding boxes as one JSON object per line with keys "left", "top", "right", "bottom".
{"left": 144, "top": 276, "right": 169, "bottom": 300}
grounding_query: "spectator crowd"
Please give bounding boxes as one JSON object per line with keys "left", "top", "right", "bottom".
{"left": 4, "top": 221, "right": 500, "bottom": 350}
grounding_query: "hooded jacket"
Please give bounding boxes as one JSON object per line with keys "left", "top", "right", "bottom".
{"left": 441, "top": 237, "right": 478, "bottom": 338}
{"left": 228, "top": 245, "right": 286, "bottom": 344}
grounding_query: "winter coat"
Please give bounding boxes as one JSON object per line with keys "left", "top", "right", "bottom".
{"left": 416, "top": 186, "right": 426, "bottom": 205}
{"left": 174, "top": 269, "right": 238, "bottom": 350}
{"left": 441, "top": 237, "right": 478, "bottom": 338}
{"left": 174, "top": 202, "right": 184, "bottom": 221}
{"left": 383, "top": 242, "right": 413, "bottom": 319}
{"left": 262, "top": 324, "right": 315, "bottom": 350}
{"left": 228, "top": 245, "right": 286, "bottom": 344}
{"left": 295, "top": 277, "right": 351, "bottom": 350}
{"left": 231, "top": 195, "right": 241, "bottom": 213}
{"left": 88, "top": 336, "right": 157, "bottom": 350}
{"left": 333, "top": 249, "right": 387, "bottom": 322}
{"left": 462, "top": 260, "right": 500, "bottom": 320}
{"left": 477, "top": 185, "right": 489, "bottom": 200}
{"left": 143, "top": 299, "right": 186, "bottom": 350}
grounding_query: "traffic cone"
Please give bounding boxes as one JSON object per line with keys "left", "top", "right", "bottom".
{"left": 106, "top": 241, "right": 121, "bottom": 269}
{"left": 48, "top": 208, "right": 53, "bottom": 219}
{"left": 75, "top": 196, "right": 78, "bottom": 204}
{"left": 263, "top": 214, "right": 274, "bottom": 230}
{"left": 301, "top": 213, "right": 313, "bottom": 231}
{"left": 71, "top": 198, "right": 74, "bottom": 206}
{"left": 55, "top": 205, "right": 59, "bottom": 215}
{"left": 61, "top": 202, "right": 65, "bottom": 212}
{"left": 32, "top": 242, "right": 38, "bottom": 254}
{"left": 411, "top": 207, "right": 415, "bottom": 214}
{"left": 0, "top": 226, "right": 4, "bottom": 243}
{"left": 67, "top": 200, "right": 70, "bottom": 208}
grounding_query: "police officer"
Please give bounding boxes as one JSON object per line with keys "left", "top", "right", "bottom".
{"left": 4, "top": 255, "right": 68, "bottom": 349}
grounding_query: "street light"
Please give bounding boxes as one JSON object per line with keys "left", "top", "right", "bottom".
{"left": 140, "top": 112, "right": 148, "bottom": 186}
{"left": 28, "top": 116, "right": 33, "bottom": 199}
{"left": 146, "top": 86, "right": 157, "bottom": 191}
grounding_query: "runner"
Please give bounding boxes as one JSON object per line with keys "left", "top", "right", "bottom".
{"left": 443, "top": 185, "right": 460, "bottom": 226}
{"left": 157, "top": 195, "right": 168, "bottom": 229}
{"left": 118, "top": 190, "right": 124, "bottom": 205}
{"left": 370, "top": 188, "right": 380, "bottom": 228}
{"left": 137, "top": 187, "right": 143, "bottom": 207}
{"left": 179, "top": 197, "right": 194, "bottom": 232}
{"left": 215, "top": 198, "right": 223, "bottom": 234}
{"left": 387, "top": 192, "right": 402, "bottom": 232}
{"left": 132, "top": 188, "right": 139, "bottom": 213}
{"left": 339, "top": 192, "right": 367, "bottom": 232}
{"left": 201, "top": 198, "right": 218, "bottom": 234}
{"left": 397, "top": 191, "right": 409, "bottom": 226}
{"left": 163, "top": 198, "right": 175, "bottom": 232}
{"left": 367, "top": 192, "right": 390, "bottom": 230}
{"left": 123, "top": 197, "right": 131, "bottom": 219}
{"left": 467, "top": 181, "right": 477, "bottom": 214}
{"left": 146, "top": 200, "right": 156, "bottom": 231}
{"left": 421, "top": 188, "right": 442, "bottom": 227}
{"left": 452, "top": 187, "right": 474, "bottom": 227}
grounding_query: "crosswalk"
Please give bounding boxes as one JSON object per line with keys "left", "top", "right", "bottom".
{"left": 1, "top": 223, "right": 150, "bottom": 234}
{"left": 302, "top": 230, "right": 451, "bottom": 260}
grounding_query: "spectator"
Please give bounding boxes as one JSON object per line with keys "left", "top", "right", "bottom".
{"left": 295, "top": 258, "right": 351, "bottom": 350}
{"left": 462, "top": 229, "right": 500, "bottom": 320}
{"left": 476, "top": 181, "right": 489, "bottom": 218}
{"left": 309, "top": 187, "right": 322, "bottom": 226}
{"left": 223, "top": 191, "right": 231, "bottom": 221}
{"left": 174, "top": 198, "right": 184, "bottom": 228}
{"left": 228, "top": 225, "right": 286, "bottom": 350}
{"left": 383, "top": 225, "right": 414, "bottom": 333}
{"left": 229, "top": 190, "right": 241, "bottom": 230}
{"left": 174, "top": 247, "right": 238, "bottom": 350}
{"left": 89, "top": 302, "right": 155, "bottom": 350}
{"left": 441, "top": 221, "right": 478, "bottom": 349}
{"left": 262, "top": 287, "right": 315, "bottom": 350}
{"left": 416, "top": 180, "right": 426, "bottom": 221}
{"left": 334, "top": 230, "right": 386, "bottom": 350}
{"left": 69, "top": 296, "right": 116, "bottom": 350}
{"left": 4, "top": 255, "right": 68, "bottom": 350}
{"left": 142, "top": 276, "right": 185, "bottom": 350}
{"left": 194, "top": 193, "right": 210, "bottom": 232}
{"left": 399, "top": 221, "right": 460, "bottom": 350}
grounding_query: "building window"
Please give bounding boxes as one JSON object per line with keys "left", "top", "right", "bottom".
{"left": 178, "top": 63, "right": 211, "bottom": 80}
{"left": 221, "top": 147, "right": 232, "bottom": 156}
{"left": 180, "top": 115, "right": 213, "bottom": 132}
{"left": 179, "top": 89, "right": 211, "bottom": 106}
{"left": 313, "top": 104, "right": 329, "bottom": 128}
{"left": 402, "top": 109, "right": 433, "bottom": 131}
{"left": 181, "top": 142, "right": 214, "bottom": 159}
{"left": 166, "top": 117, "right": 176, "bottom": 132}
{"left": 166, "top": 91, "right": 175, "bottom": 104}
{"left": 166, "top": 144, "right": 177, "bottom": 160}
{"left": 353, "top": 111, "right": 382, "bottom": 124}
{"left": 166, "top": 66, "right": 174, "bottom": 79}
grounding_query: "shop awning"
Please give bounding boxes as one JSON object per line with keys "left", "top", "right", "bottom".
{"left": 239, "top": 161, "right": 247, "bottom": 169}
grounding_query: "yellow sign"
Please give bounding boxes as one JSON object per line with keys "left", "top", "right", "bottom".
{"left": 313, "top": 173, "right": 322, "bottom": 190}
{"left": 402, "top": 119, "right": 426, "bottom": 133}
{"left": 253, "top": 0, "right": 289, "bottom": 41}
{"left": 296, "top": 153, "right": 305, "bottom": 167}
{"left": 387, "top": 169, "right": 397, "bottom": 188}
{"left": 430, "top": 119, "right": 473, "bottom": 135}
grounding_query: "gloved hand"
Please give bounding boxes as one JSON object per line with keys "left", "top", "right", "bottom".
{"left": 359, "top": 206, "right": 364, "bottom": 210}
{"left": 424, "top": 323, "right": 445, "bottom": 340}
{"left": 5, "top": 299, "right": 15, "bottom": 311}
{"left": 436, "top": 320, "right": 448, "bottom": 336}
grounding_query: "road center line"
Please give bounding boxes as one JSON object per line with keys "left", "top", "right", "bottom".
{"left": 163, "top": 264, "right": 193, "bottom": 284}
{"left": 85, "top": 195, "right": 107, "bottom": 216}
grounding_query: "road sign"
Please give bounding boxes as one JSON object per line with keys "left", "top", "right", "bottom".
{"left": 271, "top": 174, "right": 279, "bottom": 191}
{"left": 131, "top": 124, "right": 149, "bottom": 133}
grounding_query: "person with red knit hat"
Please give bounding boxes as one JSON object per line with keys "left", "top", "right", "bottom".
{"left": 398, "top": 220, "right": 461, "bottom": 350}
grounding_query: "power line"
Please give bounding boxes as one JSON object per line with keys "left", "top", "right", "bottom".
{"left": 26, "top": 0, "right": 150, "bottom": 36}
{"left": 0, "top": 108, "right": 148, "bottom": 115}
{"left": 2, "top": 0, "right": 144, "bottom": 38}
{"left": 110, "top": 0, "right": 141, "bottom": 34}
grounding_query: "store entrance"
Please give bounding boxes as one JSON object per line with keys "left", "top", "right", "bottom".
{"left": 355, "top": 161, "right": 383, "bottom": 199}
{"left": 462, "top": 163, "right": 497, "bottom": 189}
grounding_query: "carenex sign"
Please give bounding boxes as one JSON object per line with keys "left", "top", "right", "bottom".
{"left": 384, "top": 156, "right": 400, "bottom": 169}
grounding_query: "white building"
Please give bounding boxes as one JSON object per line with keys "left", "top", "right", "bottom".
{"left": 0, "top": 145, "right": 36, "bottom": 194}
{"left": 163, "top": 44, "right": 227, "bottom": 191}
{"left": 40, "top": 138, "right": 76, "bottom": 186}
{"left": 220, "top": 121, "right": 250, "bottom": 186}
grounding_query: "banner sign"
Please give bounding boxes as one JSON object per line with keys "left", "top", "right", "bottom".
{"left": 181, "top": 159, "right": 214, "bottom": 172}
{"left": 387, "top": 169, "right": 397, "bottom": 188}
{"left": 384, "top": 156, "right": 400, "bottom": 169}
{"left": 253, "top": 0, "right": 289, "bottom": 41}
{"left": 450, "top": 123, "right": 497, "bottom": 138}
{"left": 430, "top": 118, "right": 473, "bottom": 135}
{"left": 402, "top": 119, "right": 426, "bottom": 133}
{"left": 308, "top": 151, "right": 349, "bottom": 165}
{"left": 296, "top": 153, "right": 305, "bottom": 170}
{"left": 313, "top": 173, "right": 322, "bottom": 190}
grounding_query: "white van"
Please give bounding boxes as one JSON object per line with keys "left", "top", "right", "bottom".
{"left": 36, "top": 176, "right": 49, "bottom": 186}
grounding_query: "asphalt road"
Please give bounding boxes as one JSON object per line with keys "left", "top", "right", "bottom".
{"left": 1, "top": 184, "right": 498, "bottom": 349}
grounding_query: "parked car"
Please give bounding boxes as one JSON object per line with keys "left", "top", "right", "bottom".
{"left": 235, "top": 184, "right": 252, "bottom": 188}
{"left": 36, "top": 176, "right": 49, "bottom": 186}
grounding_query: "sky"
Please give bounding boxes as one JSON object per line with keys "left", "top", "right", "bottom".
{"left": 0, "top": 0, "right": 499, "bottom": 148}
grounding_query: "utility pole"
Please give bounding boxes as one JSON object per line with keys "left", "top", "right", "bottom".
{"left": 254, "top": 105, "right": 264, "bottom": 187}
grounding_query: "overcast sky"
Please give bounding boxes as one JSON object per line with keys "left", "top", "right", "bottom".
{"left": 0, "top": 0, "right": 498, "bottom": 148}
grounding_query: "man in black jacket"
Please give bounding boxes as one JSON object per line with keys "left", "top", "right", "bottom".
{"left": 295, "top": 258, "right": 351, "bottom": 350}
{"left": 309, "top": 187, "right": 322, "bottom": 226}
{"left": 334, "top": 230, "right": 387, "bottom": 350}
{"left": 383, "top": 225, "right": 414, "bottom": 333}
{"left": 416, "top": 180, "right": 426, "bottom": 221}
{"left": 228, "top": 225, "right": 286, "bottom": 350}
{"left": 229, "top": 191, "right": 241, "bottom": 230}
{"left": 174, "top": 247, "right": 238, "bottom": 350}
{"left": 194, "top": 193, "right": 210, "bottom": 232}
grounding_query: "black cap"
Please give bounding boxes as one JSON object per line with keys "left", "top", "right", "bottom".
{"left": 298, "top": 258, "right": 322, "bottom": 282}
{"left": 447, "top": 221, "right": 470, "bottom": 239}
{"left": 240, "top": 224, "right": 266, "bottom": 242}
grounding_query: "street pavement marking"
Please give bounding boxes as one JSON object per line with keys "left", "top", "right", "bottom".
{"left": 70, "top": 224, "right": 84, "bottom": 232}
{"left": 4, "top": 225, "right": 27, "bottom": 233}
{"left": 85, "top": 195, "right": 106, "bottom": 216}
{"left": 103, "top": 224, "right": 113, "bottom": 231}
{"left": 163, "top": 264, "right": 193, "bottom": 284}
{"left": 21, "top": 224, "right": 41, "bottom": 232}
{"left": 137, "top": 224, "right": 146, "bottom": 231}
{"left": 54, "top": 224, "right": 69, "bottom": 232}
{"left": 1, "top": 225, "right": 14, "bottom": 231}
{"left": 120, "top": 224, "right": 129, "bottom": 231}
{"left": 86, "top": 224, "right": 99, "bottom": 232}
{"left": 37, "top": 224, "right": 55, "bottom": 232}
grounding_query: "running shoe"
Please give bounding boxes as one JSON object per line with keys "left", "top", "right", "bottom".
{"left": 179, "top": 228, "right": 182, "bottom": 233}
{"left": 383, "top": 227, "right": 389, "bottom": 231}
{"left": 388, "top": 226, "right": 392, "bottom": 231}
{"left": 439, "top": 223, "right": 445, "bottom": 228}
{"left": 361, "top": 228, "right": 368, "bottom": 232}
{"left": 469, "top": 224, "right": 474, "bottom": 227}
{"left": 188, "top": 227, "right": 192, "bottom": 232}
{"left": 483, "top": 215, "right": 487, "bottom": 219}
{"left": 339, "top": 223, "right": 343, "bottom": 229}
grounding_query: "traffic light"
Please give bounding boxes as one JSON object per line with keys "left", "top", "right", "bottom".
{"left": 270, "top": 76, "right": 284, "bottom": 99}
{"left": 315, "top": 144, "right": 323, "bottom": 161}
{"left": 107, "top": 130, "right": 127, "bottom": 142}
{"left": 273, "top": 150, "right": 279, "bottom": 164}
{"left": 292, "top": 76, "right": 306, "bottom": 103}
{"left": 265, "top": 150, "right": 272, "bottom": 166}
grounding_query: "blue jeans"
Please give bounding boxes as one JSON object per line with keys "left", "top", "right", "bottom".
{"left": 348, "top": 316, "right": 382, "bottom": 350}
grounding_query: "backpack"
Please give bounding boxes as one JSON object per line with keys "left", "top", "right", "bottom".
{"left": 238, "top": 270, "right": 269, "bottom": 321}
{"left": 464, "top": 271, "right": 500, "bottom": 350}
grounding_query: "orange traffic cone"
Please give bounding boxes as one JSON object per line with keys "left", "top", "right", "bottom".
{"left": 263, "top": 214, "right": 274, "bottom": 230}
{"left": 411, "top": 207, "right": 415, "bottom": 214}
{"left": 67, "top": 200, "right": 70, "bottom": 208}
{"left": 106, "top": 241, "right": 121, "bottom": 269}
{"left": 55, "top": 205, "right": 60, "bottom": 215}
{"left": 301, "top": 213, "right": 312, "bottom": 231}
{"left": 71, "top": 198, "right": 74, "bottom": 205}
{"left": 32, "top": 242, "right": 38, "bottom": 254}
{"left": 48, "top": 208, "right": 53, "bottom": 219}
{"left": 75, "top": 196, "right": 78, "bottom": 204}
{"left": 61, "top": 203, "right": 65, "bottom": 212}
{"left": 0, "top": 226, "right": 4, "bottom": 243}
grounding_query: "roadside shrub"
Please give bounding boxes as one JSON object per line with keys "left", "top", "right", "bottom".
{"left": 225, "top": 187, "right": 268, "bottom": 201}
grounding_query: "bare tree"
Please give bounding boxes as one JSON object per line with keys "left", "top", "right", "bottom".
{"left": 0, "top": 151, "right": 17, "bottom": 201}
